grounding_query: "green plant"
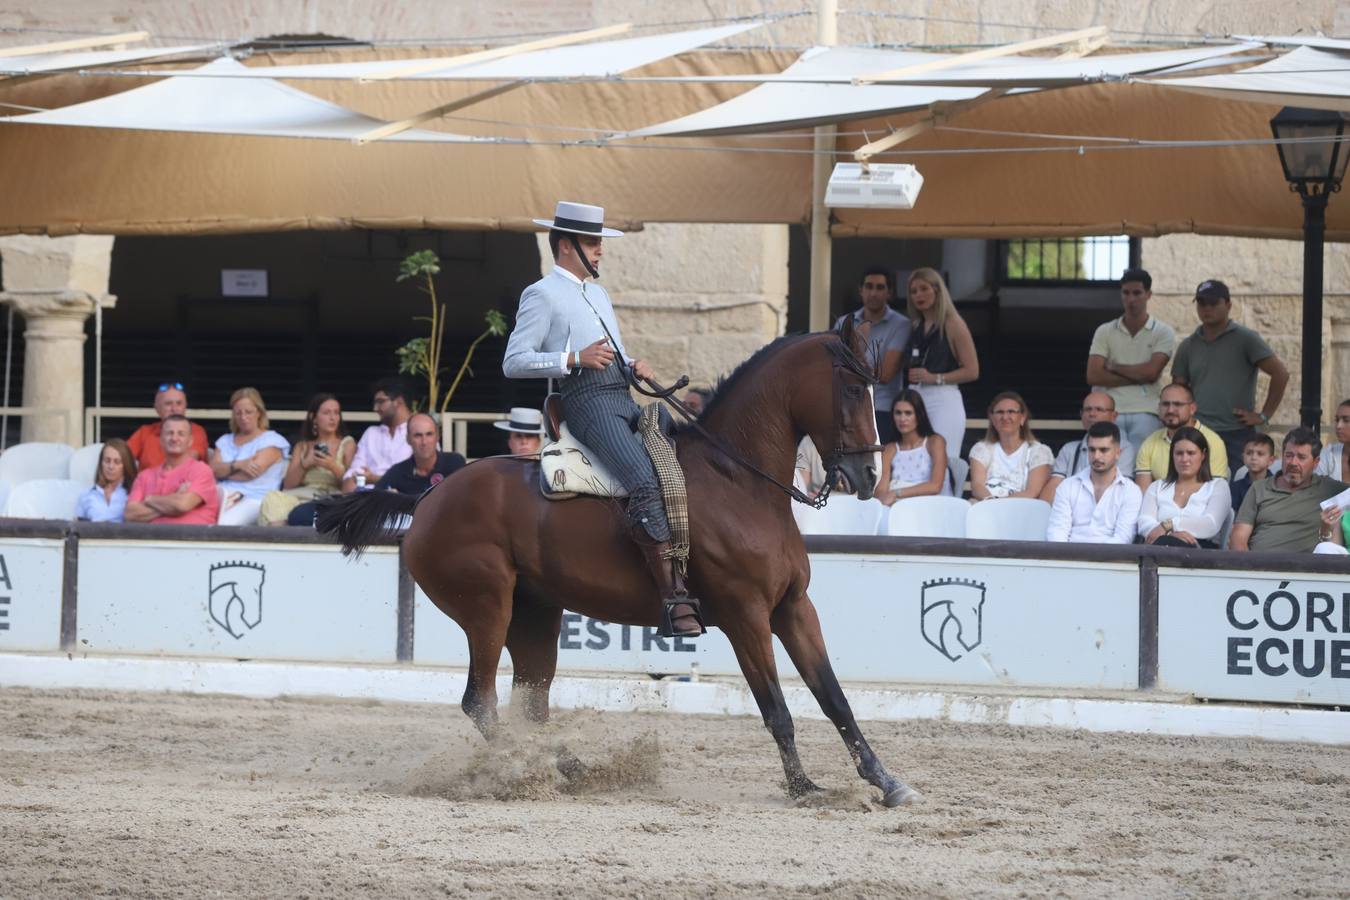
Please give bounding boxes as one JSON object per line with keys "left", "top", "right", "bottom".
{"left": 394, "top": 250, "right": 508, "bottom": 416}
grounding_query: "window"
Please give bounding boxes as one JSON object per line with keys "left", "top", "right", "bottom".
{"left": 999, "top": 236, "right": 1140, "bottom": 284}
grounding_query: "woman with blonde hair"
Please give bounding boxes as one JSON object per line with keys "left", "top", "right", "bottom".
{"left": 209, "top": 386, "right": 290, "bottom": 526}
{"left": 894, "top": 267, "right": 980, "bottom": 455}
{"left": 75, "top": 437, "right": 138, "bottom": 523}
{"left": 968, "top": 391, "right": 1053, "bottom": 501}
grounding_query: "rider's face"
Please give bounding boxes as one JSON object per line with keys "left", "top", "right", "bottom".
{"left": 567, "top": 235, "right": 603, "bottom": 274}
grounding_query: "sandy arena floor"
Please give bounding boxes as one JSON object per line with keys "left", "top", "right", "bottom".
{"left": 0, "top": 686, "right": 1345, "bottom": 897}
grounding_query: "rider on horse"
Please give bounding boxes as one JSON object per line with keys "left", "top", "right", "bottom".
{"left": 502, "top": 201, "right": 704, "bottom": 638}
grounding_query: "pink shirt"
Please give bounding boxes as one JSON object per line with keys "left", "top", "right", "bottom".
{"left": 344, "top": 421, "right": 411, "bottom": 481}
{"left": 128, "top": 458, "right": 220, "bottom": 525}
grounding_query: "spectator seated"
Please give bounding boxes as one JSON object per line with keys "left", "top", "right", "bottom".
{"left": 794, "top": 495, "right": 887, "bottom": 536}
{"left": 5, "top": 478, "right": 86, "bottom": 520}
{"left": 885, "top": 495, "right": 969, "bottom": 538}
{"left": 0, "top": 441, "right": 75, "bottom": 484}
{"left": 68, "top": 442, "right": 105, "bottom": 485}
{"left": 965, "top": 497, "right": 1053, "bottom": 541}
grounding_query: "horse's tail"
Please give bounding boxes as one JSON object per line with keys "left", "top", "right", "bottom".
{"left": 314, "top": 491, "right": 418, "bottom": 558}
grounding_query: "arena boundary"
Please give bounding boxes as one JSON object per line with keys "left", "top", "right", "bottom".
{"left": 2, "top": 652, "right": 1345, "bottom": 746}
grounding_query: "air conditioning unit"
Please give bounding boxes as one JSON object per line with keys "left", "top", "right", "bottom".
{"left": 824, "top": 163, "right": 923, "bottom": 209}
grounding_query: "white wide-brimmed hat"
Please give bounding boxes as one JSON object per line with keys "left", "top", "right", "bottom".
{"left": 532, "top": 200, "right": 624, "bottom": 238}
{"left": 493, "top": 407, "right": 546, "bottom": 435}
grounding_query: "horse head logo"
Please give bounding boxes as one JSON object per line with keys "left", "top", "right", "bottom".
{"left": 920, "top": 578, "right": 986, "bottom": 662}
{"left": 208, "top": 561, "right": 265, "bottom": 639}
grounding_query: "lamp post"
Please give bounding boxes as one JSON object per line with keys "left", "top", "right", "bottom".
{"left": 1270, "top": 106, "right": 1350, "bottom": 431}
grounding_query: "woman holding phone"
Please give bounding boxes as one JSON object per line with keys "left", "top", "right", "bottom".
{"left": 259, "top": 393, "right": 353, "bottom": 525}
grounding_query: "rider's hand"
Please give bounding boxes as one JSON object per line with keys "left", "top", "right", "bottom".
{"left": 579, "top": 338, "right": 615, "bottom": 369}
{"left": 632, "top": 359, "right": 654, "bottom": 381}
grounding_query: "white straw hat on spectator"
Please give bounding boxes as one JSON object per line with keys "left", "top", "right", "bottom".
{"left": 494, "top": 407, "right": 546, "bottom": 435}
{"left": 532, "top": 201, "right": 624, "bottom": 238}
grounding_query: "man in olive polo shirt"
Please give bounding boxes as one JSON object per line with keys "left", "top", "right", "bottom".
{"left": 1171, "top": 279, "right": 1289, "bottom": 470}
{"left": 1134, "top": 383, "right": 1229, "bottom": 490}
{"left": 1086, "top": 268, "right": 1176, "bottom": 452}
{"left": 1230, "top": 428, "right": 1346, "bottom": 552}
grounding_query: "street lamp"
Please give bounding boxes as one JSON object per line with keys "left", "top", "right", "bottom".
{"left": 1270, "top": 106, "right": 1350, "bottom": 430}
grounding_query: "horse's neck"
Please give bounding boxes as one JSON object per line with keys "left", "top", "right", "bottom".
{"left": 693, "top": 386, "right": 798, "bottom": 484}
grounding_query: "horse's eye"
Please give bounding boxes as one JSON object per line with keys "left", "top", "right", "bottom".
{"left": 844, "top": 385, "right": 865, "bottom": 400}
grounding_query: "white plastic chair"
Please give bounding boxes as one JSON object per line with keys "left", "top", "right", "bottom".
{"left": 965, "top": 497, "right": 1053, "bottom": 541}
{"left": 794, "top": 495, "right": 887, "bottom": 536}
{"left": 885, "top": 495, "right": 971, "bottom": 538}
{"left": 4, "top": 478, "right": 86, "bottom": 519}
{"left": 1216, "top": 506, "right": 1236, "bottom": 550}
{"left": 68, "top": 442, "right": 105, "bottom": 485}
{"left": 0, "top": 442, "right": 75, "bottom": 485}
{"left": 0, "top": 481, "right": 11, "bottom": 517}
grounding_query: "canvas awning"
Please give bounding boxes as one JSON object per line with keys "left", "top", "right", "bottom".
{"left": 621, "top": 43, "right": 1261, "bottom": 137}
{"left": 123, "top": 22, "right": 763, "bottom": 82}
{"left": 0, "top": 44, "right": 216, "bottom": 77}
{"left": 5, "top": 57, "right": 479, "bottom": 142}
{"left": 1146, "top": 45, "right": 1350, "bottom": 113}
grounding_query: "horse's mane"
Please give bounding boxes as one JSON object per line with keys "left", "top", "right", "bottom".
{"left": 679, "top": 331, "right": 872, "bottom": 431}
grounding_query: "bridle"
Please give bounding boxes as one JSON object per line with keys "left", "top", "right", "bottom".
{"left": 645, "top": 338, "right": 883, "bottom": 509}
{"left": 572, "top": 275, "right": 879, "bottom": 508}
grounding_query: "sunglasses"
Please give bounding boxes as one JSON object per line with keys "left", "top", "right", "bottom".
{"left": 157, "top": 382, "right": 184, "bottom": 393}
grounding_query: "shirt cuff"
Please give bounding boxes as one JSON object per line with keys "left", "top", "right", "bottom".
{"left": 561, "top": 351, "right": 570, "bottom": 372}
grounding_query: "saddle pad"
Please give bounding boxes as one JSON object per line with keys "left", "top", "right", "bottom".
{"left": 539, "top": 422, "right": 629, "bottom": 500}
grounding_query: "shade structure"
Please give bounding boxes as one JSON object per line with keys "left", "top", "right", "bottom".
{"left": 4, "top": 57, "right": 480, "bottom": 142}
{"left": 1, "top": 42, "right": 1348, "bottom": 241}
{"left": 141, "top": 22, "right": 763, "bottom": 82}
{"left": 0, "top": 44, "right": 217, "bottom": 77}
{"left": 1147, "top": 45, "right": 1350, "bottom": 114}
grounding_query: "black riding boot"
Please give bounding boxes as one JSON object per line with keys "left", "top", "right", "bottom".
{"left": 636, "top": 539, "right": 705, "bottom": 638}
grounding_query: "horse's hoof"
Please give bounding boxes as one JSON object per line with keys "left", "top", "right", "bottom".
{"left": 556, "top": 748, "right": 588, "bottom": 781}
{"left": 881, "top": 784, "right": 923, "bottom": 807}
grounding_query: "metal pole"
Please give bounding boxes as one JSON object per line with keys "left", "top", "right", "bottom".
{"left": 94, "top": 300, "right": 103, "bottom": 444}
{"left": 1300, "top": 191, "right": 1327, "bottom": 431}
{"left": 808, "top": 0, "right": 838, "bottom": 333}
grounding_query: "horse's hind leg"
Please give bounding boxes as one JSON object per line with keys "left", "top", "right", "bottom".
{"left": 772, "top": 591, "right": 920, "bottom": 807}
{"left": 504, "top": 602, "right": 587, "bottom": 780}
{"left": 722, "top": 611, "right": 822, "bottom": 799}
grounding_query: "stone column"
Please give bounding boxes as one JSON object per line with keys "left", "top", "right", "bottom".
{"left": 0, "top": 235, "right": 116, "bottom": 445}
{"left": 1332, "top": 317, "right": 1350, "bottom": 415}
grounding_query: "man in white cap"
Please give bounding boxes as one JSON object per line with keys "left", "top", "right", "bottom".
{"left": 494, "top": 406, "right": 545, "bottom": 457}
{"left": 503, "top": 201, "right": 703, "bottom": 638}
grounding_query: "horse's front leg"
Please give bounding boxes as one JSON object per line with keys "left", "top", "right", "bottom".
{"left": 772, "top": 590, "right": 921, "bottom": 807}
{"left": 721, "top": 610, "right": 822, "bottom": 800}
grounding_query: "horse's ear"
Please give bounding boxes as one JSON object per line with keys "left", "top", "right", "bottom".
{"left": 836, "top": 314, "right": 868, "bottom": 366}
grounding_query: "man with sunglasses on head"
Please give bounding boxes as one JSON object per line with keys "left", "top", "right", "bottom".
{"left": 1171, "top": 279, "right": 1289, "bottom": 471}
{"left": 126, "top": 381, "right": 209, "bottom": 470}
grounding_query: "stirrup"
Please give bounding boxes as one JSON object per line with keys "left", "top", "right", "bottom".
{"left": 660, "top": 597, "right": 706, "bottom": 638}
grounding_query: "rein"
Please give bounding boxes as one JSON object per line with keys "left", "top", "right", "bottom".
{"left": 573, "top": 282, "right": 877, "bottom": 508}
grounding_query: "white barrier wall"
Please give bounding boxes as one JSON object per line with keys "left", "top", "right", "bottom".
{"left": 1158, "top": 569, "right": 1350, "bottom": 706}
{"left": 416, "top": 554, "right": 1141, "bottom": 690}
{"left": 78, "top": 540, "right": 401, "bottom": 663}
{"left": 0, "top": 538, "right": 65, "bottom": 652}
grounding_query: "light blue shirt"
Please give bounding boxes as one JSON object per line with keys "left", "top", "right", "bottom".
{"left": 215, "top": 430, "right": 291, "bottom": 500}
{"left": 503, "top": 266, "right": 631, "bottom": 379}
{"left": 76, "top": 484, "right": 127, "bottom": 522}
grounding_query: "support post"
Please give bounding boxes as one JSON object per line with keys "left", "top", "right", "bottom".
{"left": 1300, "top": 192, "right": 1328, "bottom": 430}
{"left": 808, "top": 0, "right": 838, "bottom": 333}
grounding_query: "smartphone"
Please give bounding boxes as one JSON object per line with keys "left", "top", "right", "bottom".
{"left": 315, "top": 442, "right": 330, "bottom": 456}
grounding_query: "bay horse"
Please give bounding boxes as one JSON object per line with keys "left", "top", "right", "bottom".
{"left": 317, "top": 323, "right": 920, "bottom": 806}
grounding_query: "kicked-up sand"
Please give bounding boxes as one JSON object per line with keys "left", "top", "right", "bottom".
{"left": 1, "top": 686, "right": 1345, "bottom": 897}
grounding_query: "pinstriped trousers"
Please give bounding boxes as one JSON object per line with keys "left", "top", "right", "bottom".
{"left": 561, "top": 363, "right": 671, "bottom": 542}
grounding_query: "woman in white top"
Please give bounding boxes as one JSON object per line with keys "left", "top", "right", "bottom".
{"left": 1137, "top": 426, "right": 1231, "bottom": 549}
{"left": 210, "top": 386, "right": 291, "bottom": 526}
{"left": 1315, "top": 399, "right": 1350, "bottom": 480}
{"left": 877, "top": 389, "right": 951, "bottom": 505}
{"left": 968, "top": 391, "right": 1053, "bottom": 501}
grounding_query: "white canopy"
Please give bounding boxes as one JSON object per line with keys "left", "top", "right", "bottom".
{"left": 0, "top": 44, "right": 216, "bottom": 76}
{"left": 1236, "top": 35, "right": 1350, "bottom": 52}
{"left": 621, "top": 43, "right": 1260, "bottom": 137}
{"left": 136, "top": 22, "right": 762, "bottom": 81}
{"left": 3, "top": 57, "right": 478, "bottom": 142}
{"left": 1148, "top": 45, "right": 1350, "bottom": 113}
{"left": 622, "top": 46, "right": 989, "bottom": 138}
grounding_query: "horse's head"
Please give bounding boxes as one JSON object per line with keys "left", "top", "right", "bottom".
{"left": 797, "top": 318, "right": 883, "bottom": 500}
